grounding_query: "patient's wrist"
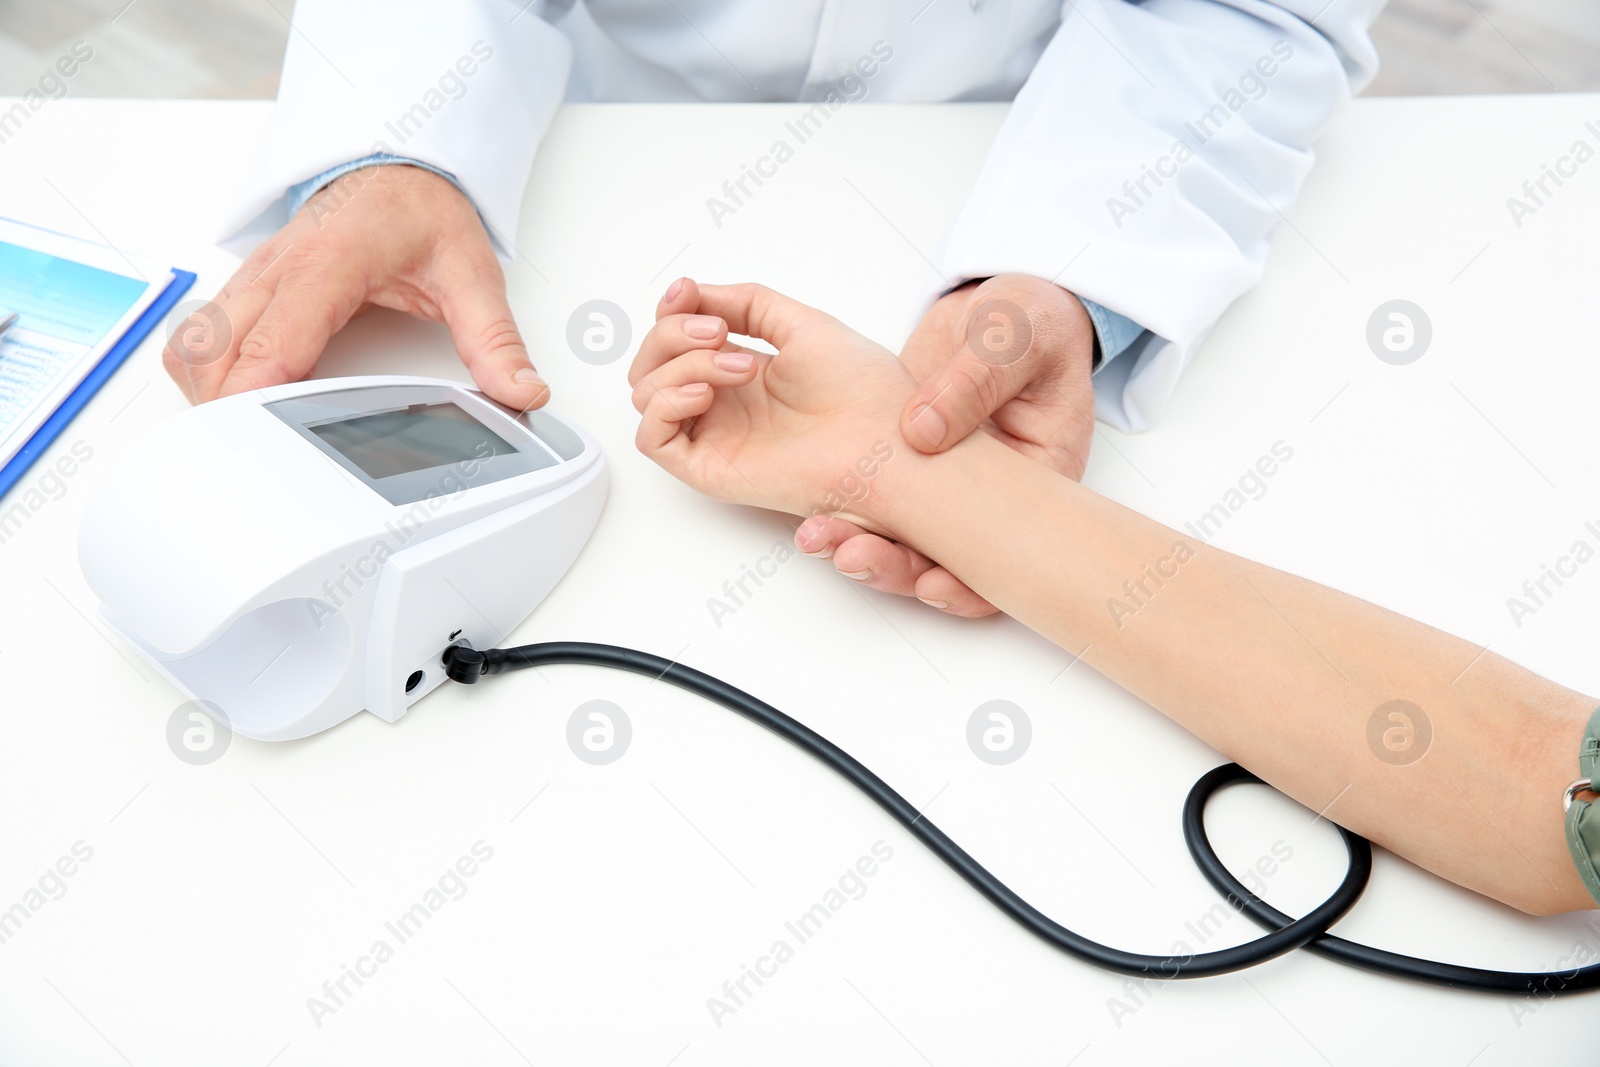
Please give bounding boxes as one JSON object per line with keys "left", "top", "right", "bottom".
{"left": 866, "top": 427, "right": 1024, "bottom": 543}
{"left": 801, "top": 432, "right": 905, "bottom": 527}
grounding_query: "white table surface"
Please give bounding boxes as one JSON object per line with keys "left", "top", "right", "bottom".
{"left": 2, "top": 95, "right": 1598, "bottom": 1066}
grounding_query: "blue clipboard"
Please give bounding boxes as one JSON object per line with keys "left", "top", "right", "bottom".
{"left": 0, "top": 268, "right": 196, "bottom": 502}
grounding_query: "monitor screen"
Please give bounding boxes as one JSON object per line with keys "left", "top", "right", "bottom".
{"left": 309, "top": 402, "right": 518, "bottom": 481}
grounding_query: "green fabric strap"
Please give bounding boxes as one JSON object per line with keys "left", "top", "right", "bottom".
{"left": 1566, "top": 706, "right": 1600, "bottom": 908}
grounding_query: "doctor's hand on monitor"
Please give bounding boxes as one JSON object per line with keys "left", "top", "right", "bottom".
{"left": 162, "top": 164, "right": 550, "bottom": 413}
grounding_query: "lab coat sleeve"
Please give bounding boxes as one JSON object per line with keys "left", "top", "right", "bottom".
{"left": 933, "top": 0, "right": 1384, "bottom": 431}
{"left": 216, "top": 0, "right": 574, "bottom": 260}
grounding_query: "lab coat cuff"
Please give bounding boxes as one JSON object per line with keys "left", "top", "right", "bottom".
{"left": 285, "top": 153, "right": 467, "bottom": 218}
{"left": 923, "top": 278, "right": 1148, "bottom": 373}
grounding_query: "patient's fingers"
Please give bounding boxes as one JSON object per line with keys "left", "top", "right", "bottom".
{"left": 656, "top": 276, "right": 699, "bottom": 320}
{"left": 693, "top": 282, "right": 825, "bottom": 352}
{"left": 631, "top": 346, "right": 762, "bottom": 413}
{"left": 636, "top": 383, "right": 715, "bottom": 471}
{"left": 629, "top": 311, "right": 730, "bottom": 387}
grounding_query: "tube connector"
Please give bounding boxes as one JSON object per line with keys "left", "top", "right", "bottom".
{"left": 442, "top": 644, "right": 491, "bottom": 684}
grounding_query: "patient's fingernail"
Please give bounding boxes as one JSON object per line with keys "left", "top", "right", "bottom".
{"left": 513, "top": 367, "right": 546, "bottom": 387}
{"left": 714, "top": 351, "right": 753, "bottom": 372}
{"left": 680, "top": 382, "right": 710, "bottom": 396}
{"left": 685, "top": 315, "right": 722, "bottom": 340}
{"left": 839, "top": 569, "right": 871, "bottom": 581}
{"left": 918, "top": 597, "right": 950, "bottom": 610}
{"left": 664, "top": 277, "right": 684, "bottom": 302}
{"left": 907, "top": 404, "right": 948, "bottom": 447}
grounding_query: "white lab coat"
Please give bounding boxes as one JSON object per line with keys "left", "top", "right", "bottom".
{"left": 219, "top": 0, "right": 1383, "bottom": 431}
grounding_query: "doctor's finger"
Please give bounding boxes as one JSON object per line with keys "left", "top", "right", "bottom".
{"left": 899, "top": 348, "right": 1036, "bottom": 453}
{"left": 631, "top": 346, "right": 762, "bottom": 414}
{"left": 912, "top": 567, "right": 999, "bottom": 618}
{"left": 830, "top": 529, "right": 940, "bottom": 597}
{"left": 797, "top": 515, "right": 939, "bottom": 592}
{"left": 216, "top": 278, "right": 362, "bottom": 399}
{"left": 797, "top": 515, "right": 996, "bottom": 616}
{"left": 793, "top": 513, "right": 870, "bottom": 559}
{"left": 436, "top": 263, "right": 548, "bottom": 413}
{"left": 629, "top": 311, "right": 730, "bottom": 387}
{"left": 162, "top": 279, "right": 274, "bottom": 403}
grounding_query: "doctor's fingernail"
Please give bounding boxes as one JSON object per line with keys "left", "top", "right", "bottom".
{"left": 798, "top": 534, "right": 835, "bottom": 558}
{"left": 839, "top": 569, "right": 871, "bottom": 581}
{"left": 918, "top": 597, "right": 950, "bottom": 611}
{"left": 680, "top": 382, "right": 710, "bottom": 396}
{"left": 513, "top": 368, "right": 546, "bottom": 386}
{"left": 685, "top": 315, "right": 722, "bottom": 340}
{"left": 796, "top": 517, "right": 829, "bottom": 550}
{"left": 664, "top": 277, "right": 684, "bottom": 302}
{"left": 714, "top": 351, "right": 753, "bottom": 372}
{"left": 907, "top": 404, "right": 948, "bottom": 446}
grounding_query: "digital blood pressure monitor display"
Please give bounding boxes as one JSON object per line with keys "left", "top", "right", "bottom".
{"left": 309, "top": 402, "right": 519, "bottom": 480}
{"left": 266, "top": 384, "right": 578, "bottom": 506}
{"left": 78, "top": 375, "right": 608, "bottom": 741}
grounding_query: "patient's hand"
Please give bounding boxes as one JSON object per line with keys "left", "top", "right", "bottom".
{"left": 628, "top": 279, "right": 917, "bottom": 528}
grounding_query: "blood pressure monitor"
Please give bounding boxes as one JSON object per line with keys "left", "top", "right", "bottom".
{"left": 79, "top": 376, "right": 607, "bottom": 740}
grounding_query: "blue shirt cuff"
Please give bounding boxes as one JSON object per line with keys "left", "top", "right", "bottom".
{"left": 1079, "top": 297, "right": 1146, "bottom": 369}
{"left": 285, "top": 153, "right": 466, "bottom": 217}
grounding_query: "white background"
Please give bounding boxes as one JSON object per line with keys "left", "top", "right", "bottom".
{"left": 1, "top": 95, "right": 1598, "bottom": 1065}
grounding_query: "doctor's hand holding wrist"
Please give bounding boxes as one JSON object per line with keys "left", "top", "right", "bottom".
{"left": 164, "top": 164, "right": 550, "bottom": 411}
{"left": 808, "top": 273, "right": 1098, "bottom": 618}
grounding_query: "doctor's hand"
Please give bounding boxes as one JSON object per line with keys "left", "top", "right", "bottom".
{"left": 812, "top": 274, "right": 1098, "bottom": 617}
{"left": 163, "top": 164, "right": 549, "bottom": 410}
{"left": 629, "top": 279, "right": 918, "bottom": 529}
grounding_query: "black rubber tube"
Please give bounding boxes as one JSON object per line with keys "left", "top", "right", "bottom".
{"left": 448, "top": 641, "right": 1365, "bottom": 978}
{"left": 1184, "top": 764, "right": 1600, "bottom": 994}
{"left": 446, "top": 641, "right": 1600, "bottom": 993}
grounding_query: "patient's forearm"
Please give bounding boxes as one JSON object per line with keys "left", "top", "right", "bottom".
{"left": 882, "top": 433, "right": 1593, "bottom": 914}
